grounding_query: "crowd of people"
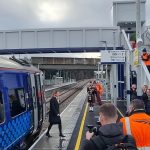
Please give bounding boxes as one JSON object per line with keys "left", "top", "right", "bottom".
{"left": 131, "top": 84, "right": 150, "bottom": 114}
{"left": 45, "top": 77, "right": 150, "bottom": 149}
{"left": 87, "top": 80, "right": 103, "bottom": 111}
{"left": 82, "top": 80, "right": 150, "bottom": 150}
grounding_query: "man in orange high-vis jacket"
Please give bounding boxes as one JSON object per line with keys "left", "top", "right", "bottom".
{"left": 141, "top": 48, "right": 150, "bottom": 72}
{"left": 120, "top": 99, "right": 150, "bottom": 150}
{"left": 95, "top": 81, "right": 104, "bottom": 105}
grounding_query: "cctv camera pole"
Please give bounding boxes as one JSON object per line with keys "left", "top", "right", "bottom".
{"left": 136, "top": 0, "right": 142, "bottom": 95}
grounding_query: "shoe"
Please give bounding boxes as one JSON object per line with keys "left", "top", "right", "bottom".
{"left": 59, "top": 134, "right": 66, "bottom": 138}
{"left": 46, "top": 132, "right": 52, "bottom": 138}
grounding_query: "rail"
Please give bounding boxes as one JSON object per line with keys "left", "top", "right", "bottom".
{"left": 141, "top": 61, "right": 150, "bottom": 86}
{"left": 121, "top": 29, "right": 132, "bottom": 109}
{"left": 44, "top": 80, "right": 89, "bottom": 116}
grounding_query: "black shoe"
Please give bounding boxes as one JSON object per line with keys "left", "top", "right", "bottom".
{"left": 46, "top": 132, "right": 52, "bottom": 138}
{"left": 59, "top": 134, "right": 65, "bottom": 138}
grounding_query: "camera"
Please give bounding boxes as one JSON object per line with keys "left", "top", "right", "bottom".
{"left": 86, "top": 125, "right": 100, "bottom": 136}
{"left": 86, "top": 121, "right": 101, "bottom": 136}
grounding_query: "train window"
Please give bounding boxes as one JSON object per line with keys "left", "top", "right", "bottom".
{"left": 9, "top": 88, "right": 26, "bottom": 117}
{"left": 0, "top": 91, "right": 5, "bottom": 123}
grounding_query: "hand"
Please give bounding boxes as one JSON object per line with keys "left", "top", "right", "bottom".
{"left": 57, "top": 114, "right": 60, "bottom": 116}
{"left": 86, "top": 131, "right": 94, "bottom": 140}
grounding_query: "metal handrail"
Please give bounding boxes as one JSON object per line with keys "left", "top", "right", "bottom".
{"left": 121, "top": 29, "right": 132, "bottom": 109}
{"left": 141, "top": 61, "right": 150, "bottom": 82}
{"left": 121, "top": 30, "right": 133, "bottom": 51}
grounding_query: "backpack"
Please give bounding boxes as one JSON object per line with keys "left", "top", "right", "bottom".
{"left": 91, "top": 135, "right": 138, "bottom": 150}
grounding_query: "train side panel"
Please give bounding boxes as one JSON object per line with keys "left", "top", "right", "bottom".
{"left": 0, "top": 71, "right": 33, "bottom": 149}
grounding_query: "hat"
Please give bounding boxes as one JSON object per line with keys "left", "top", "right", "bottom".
{"left": 142, "top": 48, "right": 147, "bottom": 52}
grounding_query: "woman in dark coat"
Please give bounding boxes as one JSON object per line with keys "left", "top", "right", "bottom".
{"left": 46, "top": 91, "right": 65, "bottom": 138}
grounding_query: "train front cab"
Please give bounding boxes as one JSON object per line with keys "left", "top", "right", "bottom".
{"left": 0, "top": 69, "right": 44, "bottom": 149}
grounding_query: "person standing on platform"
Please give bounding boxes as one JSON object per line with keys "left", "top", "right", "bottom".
{"left": 95, "top": 81, "right": 104, "bottom": 105}
{"left": 141, "top": 85, "right": 148, "bottom": 107}
{"left": 46, "top": 91, "right": 65, "bottom": 138}
{"left": 120, "top": 99, "right": 150, "bottom": 149}
{"left": 87, "top": 81, "right": 95, "bottom": 112}
{"left": 130, "top": 84, "right": 137, "bottom": 101}
{"left": 141, "top": 48, "right": 150, "bottom": 72}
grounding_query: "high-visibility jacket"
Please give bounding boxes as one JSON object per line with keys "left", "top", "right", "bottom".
{"left": 120, "top": 112, "right": 150, "bottom": 149}
{"left": 95, "top": 83, "right": 104, "bottom": 96}
{"left": 141, "top": 53, "right": 150, "bottom": 66}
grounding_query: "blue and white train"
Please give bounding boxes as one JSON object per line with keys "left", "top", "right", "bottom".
{"left": 0, "top": 57, "right": 45, "bottom": 149}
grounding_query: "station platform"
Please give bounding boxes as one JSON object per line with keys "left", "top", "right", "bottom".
{"left": 29, "top": 87, "right": 126, "bottom": 150}
{"left": 29, "top": 85, "right": 87, "bottom": 150}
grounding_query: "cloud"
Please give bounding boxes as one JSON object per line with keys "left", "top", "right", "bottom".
{"left": 0, "top": 0, "right": 149, "bottom": 30}
{"left": 0, "top": 0, "right": 114, "bottom": 29}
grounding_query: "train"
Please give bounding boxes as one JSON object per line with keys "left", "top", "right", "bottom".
{"left": 0, "top": 56, "right": 45, "bottom": 149}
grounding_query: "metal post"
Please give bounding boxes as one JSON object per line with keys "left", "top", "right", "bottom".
{"left": 101, "top": 65, "right": 103, "bottom": 81}
{"left": 126, "top": 48, "right": 131, "bottom": 109}
{"left": 136, "top": 0, "right": 142, "bottom": 96}
{"left": 106, "top": 64, "right": 108, "bottom": 101}
{"left": 136, "top": 0, "right": 141, "bottom": 42}
{"left": 98, "top": 62, "right": 99, "bottom": 80}
{"left": 113, "top": 31, "right": 117, "bottom": 106}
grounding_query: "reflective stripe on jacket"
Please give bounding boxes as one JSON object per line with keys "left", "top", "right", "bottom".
{"left": 120, "top": 113, "right": 150, "bottom": 148}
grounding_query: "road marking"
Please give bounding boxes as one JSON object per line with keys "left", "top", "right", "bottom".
{"left": 75, "top": 103, "right": 88, "bottom": 150}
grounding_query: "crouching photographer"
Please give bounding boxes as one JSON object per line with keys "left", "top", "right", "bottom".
{"left": 81, "top": 103, "right": 137, "bottom": 150}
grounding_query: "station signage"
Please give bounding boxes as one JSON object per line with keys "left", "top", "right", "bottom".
{"left": 101, "top": 50, "right": 125, "bottom": 64}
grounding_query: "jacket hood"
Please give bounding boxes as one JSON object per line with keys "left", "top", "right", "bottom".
{"left": 99, "top": 123, "right": 124, "bottom": 145}
{"left": 99, "top": 123, "right": 123, "bottom": 137}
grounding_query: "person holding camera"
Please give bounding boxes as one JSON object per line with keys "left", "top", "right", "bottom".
{"left": 82, "top": 103, "right": 136, "bottom": 150}
{"left": 120, "top": 99, "right": 150, "bottom": 149}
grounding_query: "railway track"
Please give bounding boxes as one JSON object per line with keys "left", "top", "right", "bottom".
{"left": 39, "top": 80, "right": 89, "bottom": 137}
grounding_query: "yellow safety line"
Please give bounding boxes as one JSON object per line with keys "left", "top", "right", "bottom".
{"left": 75, "top": 103, "right": 88, "bottom": 150}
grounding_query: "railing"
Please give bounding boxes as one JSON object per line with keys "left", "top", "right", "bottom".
{"left": 121, "top": 30, "right": 132, "bottom": 108}
{"left": 141, "top": 27, "right": 150, "bottom": 46}
{"left": 121, "top": 29, "right": 150, "bottom": 107}
{"left": 141, "top": 61, "right": 150, "bottom": 87}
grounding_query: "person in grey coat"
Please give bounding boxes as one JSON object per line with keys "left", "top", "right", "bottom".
{"left": 46, "top": 91, "right": 65, "bottom": 138}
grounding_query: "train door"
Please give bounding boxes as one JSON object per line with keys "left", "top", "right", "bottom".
{"left": 30, "top": 74, "right": 38, "bottom": 132}
{"left": 40, "top": 73, "right": 45, "bottom": 119}
{"left": 34, "top": 73, "right": 43, "bottom": 126}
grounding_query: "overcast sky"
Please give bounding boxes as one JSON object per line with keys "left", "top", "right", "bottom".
{"left": 0, "top": 0, "right": 150, "bottom": 30}
{"left": 0, "top": 0, "right": 149, "bottom": 58}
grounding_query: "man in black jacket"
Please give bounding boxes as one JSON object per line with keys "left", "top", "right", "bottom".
{"left": 46, "top": 91, "right": 65, "bottom": 138}
{"left": 82, "top": 103, "right": 136, "bottom": 150}
{"left": 130, "top": 84, "right": 137, "bottom": 101}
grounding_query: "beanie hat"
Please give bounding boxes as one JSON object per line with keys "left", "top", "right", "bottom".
{"left": 142, "top": 48, "right": 147, "bottom": 52}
